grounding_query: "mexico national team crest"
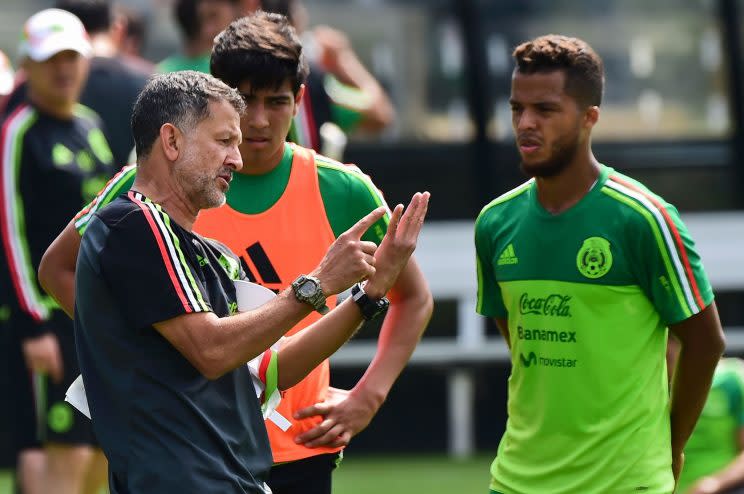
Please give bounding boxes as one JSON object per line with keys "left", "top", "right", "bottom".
{"left": 576, "top": 237, "right": 613, "bottom": 279}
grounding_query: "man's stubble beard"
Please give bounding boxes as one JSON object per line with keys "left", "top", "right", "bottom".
{"left": 175, "top": 149, "right": 226, "bottom": 211}
{"left": 519, "top": 130, "right": 580, "bottom": 179}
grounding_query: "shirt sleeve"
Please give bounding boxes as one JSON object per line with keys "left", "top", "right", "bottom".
{"left": 629, "top": 195, "right": 714, "bottom": 325}
{"left": 74, "top": 164, "right": 137, "bottom": 235}
{"left": 99, "top": 199, "right": 212, "bottom": 329}
{"left": 0, "top": 111, "right": 57, "bottom": 338}
{"left": 346, "top": 167, "right": 390, "bottom": 244}
{"left": 475, "top": 211, "right": 507, "bottom": 319}
{"left": 318, "top": 161, "right": 390, "bottom": 244}
{"left": 324, "top": 75, "right": 369, "bottom": 132}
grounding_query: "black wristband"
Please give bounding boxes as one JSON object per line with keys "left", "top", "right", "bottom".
{"left": 350, "top": 283, "right": 389, "bottom": 321}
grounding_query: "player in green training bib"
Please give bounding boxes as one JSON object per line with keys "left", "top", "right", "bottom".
{"left": 475, "top": 35, "right": 725, "bottom": 494}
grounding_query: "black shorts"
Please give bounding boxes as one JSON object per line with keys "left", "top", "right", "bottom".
{"left": 267, "top": 453, "right": 341, "bottom": 494}
{"left": 37, "top": 318, "right": 96, "bottom": 446}
{"left": 0, "top": 321, "right": 40, "bottom": 468}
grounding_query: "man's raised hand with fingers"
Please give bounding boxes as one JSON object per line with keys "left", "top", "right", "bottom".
{"left": 292, "top": 191, "right": 431, "bottom": 448}
{"left": 275, "top": 192, "right": 430, "bottom": 390}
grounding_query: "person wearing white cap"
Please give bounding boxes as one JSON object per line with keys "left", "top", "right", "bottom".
{"left": 0, "top": 7, "right": 113, "bottom": 494}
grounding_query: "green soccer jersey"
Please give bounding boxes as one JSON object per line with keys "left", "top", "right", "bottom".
{"left": 74, "top": 143, "right": 388, "bottom": 244}
{"left": 475, "top": 165, "right": 714, "bottom": 494}
{"left": 677, "top": 359, "right": 744, "bottom": 492}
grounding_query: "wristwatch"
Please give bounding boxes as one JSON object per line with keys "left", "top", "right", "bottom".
{"left": 291, "top": 275, "right": 329, "bottom": 314}
{"left": 351, "top": 283, "right": 389, "bottom": 321}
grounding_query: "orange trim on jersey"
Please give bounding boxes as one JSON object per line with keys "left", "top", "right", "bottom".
{"left": 608, "top": 174, "right": 705, "bottom": 309}
{"left": 193, "top": 144, "right": 341, "bottom": 462}
{"left": 129, "top": 192, "right": 192, "bottom": 312}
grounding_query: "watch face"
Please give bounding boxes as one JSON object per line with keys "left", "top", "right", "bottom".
{"left": 298, "top": 280, "right": 318, "bottom": 297}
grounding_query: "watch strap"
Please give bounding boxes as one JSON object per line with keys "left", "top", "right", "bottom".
{"left": 351, "top": 283, "right": 389, "bottom": 321}
{"left": 291, "top": 275, "right": 329, "bottom": 314}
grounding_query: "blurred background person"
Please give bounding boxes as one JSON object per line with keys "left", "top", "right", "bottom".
{"left": 115, "top": 4, "right": 156, "bottom": 73}
{"left": 57, "top": 0, "right": 151, "bottom": 168}
{"left": 262, "top": 0, "right": 395, "bottom": 159}
{"left": 0, "top": 8, "right": 114, "bottom": 494}
{"left": 158, "top": 0, "right": 240, "bottom": 73}
{"left": 670, "top": 336, "right": 744, "bottom": 494}
{"left": 0, "top": 114, "right": 43, "bottom": 489}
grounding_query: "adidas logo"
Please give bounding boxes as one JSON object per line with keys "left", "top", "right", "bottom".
{"left": 497, "top": 243, "right": 518, "bottom": 265}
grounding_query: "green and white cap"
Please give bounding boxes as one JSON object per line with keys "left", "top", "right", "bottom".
{"left": 18, "top": 8, "right": 92, "bottom": 62}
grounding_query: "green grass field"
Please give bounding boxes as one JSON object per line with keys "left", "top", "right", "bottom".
{"left": 333, "top": 454, "right": 493, "bottom": 494}
{"left": 1, "top": 455, "right": 493, "bottom": 494}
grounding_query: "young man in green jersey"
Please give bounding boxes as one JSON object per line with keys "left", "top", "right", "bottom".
{"left": 475, "top": 34, "right": 725, "bottom": 494}
{"left": 39, "top": 11, "right": 432, "bottom": 494}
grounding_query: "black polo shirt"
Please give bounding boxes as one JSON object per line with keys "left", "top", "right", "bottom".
{"left": 74, "top": 191, "right": 272, "bottom": 493}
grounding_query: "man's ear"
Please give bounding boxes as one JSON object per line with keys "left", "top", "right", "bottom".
{"left": 293, "top": 84, "right": 306, "bottom": 116}
{"left": 584, "top": 105, "right": 600, "bottom": 129}
{"left": 159, "top": 123, "right": 181, "bottom": 161}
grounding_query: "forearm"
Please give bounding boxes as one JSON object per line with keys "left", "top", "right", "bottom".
{"left": 332, "top": 54, "right": 395, "bottom": 130}
{"left": 160, "top": 289, "right": 314, "bottom": 379}
{"left": 214, "top": 290, "right": 314, "bottom": 371}
{"left": 708, "top": 452, "right": 744, "bottom": 491}
{"left": 669, "top": 304, "right": 725, "bottom": 454}
{"left": 670, "top": 346, "right": 723, "bottom": 453}
{"left": 277, "top": 298, "right": 364, "bottom": 390}
{"left": 352, "top": 290, "right": 432, "bottom": 407}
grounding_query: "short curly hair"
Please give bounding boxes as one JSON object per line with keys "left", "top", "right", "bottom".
{"left": 513, "top": 35, "right": 604, "bottom": 107}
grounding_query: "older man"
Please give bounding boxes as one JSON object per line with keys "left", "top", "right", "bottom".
{"left": 73, "top": 70, "right": 428, "bottom": 493}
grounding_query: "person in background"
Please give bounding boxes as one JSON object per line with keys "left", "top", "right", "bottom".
{"left": 115, "top": 4, "right": 156, "bottom": 74}
{"left": 57, "top": 0, "right": 151, "bottom": 168}
{"left": 0, "top": 8, "right": 114, "bottom": 494}
{"left": 158, "top": 0, "right": 240, "bottom": 74}
{"left": 261, "top": 0, "right": 395, "bottom": 158}
{"left": 0, "top": 51, "right": 43, "bottom": 473}
{"left": 669, "top": 336, "right": 744, "bottom": 494}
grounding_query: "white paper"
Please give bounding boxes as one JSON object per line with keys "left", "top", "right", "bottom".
{"left": 236, "top": 283, "right": 289, "bottom": 430}
{"left": 234, "top": 279, "right": 276, "bottom": 311}
{"left": 65, "top": 374, "right": 91, "bottom": 419}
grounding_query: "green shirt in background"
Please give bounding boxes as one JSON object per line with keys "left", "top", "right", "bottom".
{"left": 157, "top": 53, "right": 211, "bottom": 74}
{"left": 677, "top": 359, "right": 744, "bottom": 492}
{"left": 475, "top": 165, "right": 714, "bottom": 494}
